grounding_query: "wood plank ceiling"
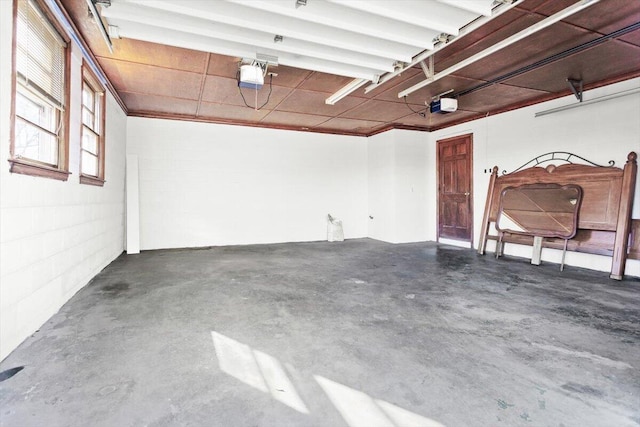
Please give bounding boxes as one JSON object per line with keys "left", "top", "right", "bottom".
{"left": 60, "top": 0, "right": 640, "bottom": 136}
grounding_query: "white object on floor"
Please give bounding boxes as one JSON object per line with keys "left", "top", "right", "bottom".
{"left": 327, "top": 214, "right": 344, "bottom": 242}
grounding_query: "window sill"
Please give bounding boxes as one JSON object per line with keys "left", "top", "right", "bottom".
{"left": 8, "top": 158, "right": 70, "bottom": 181}
{"left": 80, "top": 174, "right": 105, "bottom": 187}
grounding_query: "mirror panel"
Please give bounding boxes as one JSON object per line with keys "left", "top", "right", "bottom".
{"left": 496, "top": 183, "right": 582, "bottom": 239}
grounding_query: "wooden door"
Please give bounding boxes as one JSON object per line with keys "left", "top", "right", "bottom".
{"left": 438, "top": 134, "right": 473, "bottom": 242}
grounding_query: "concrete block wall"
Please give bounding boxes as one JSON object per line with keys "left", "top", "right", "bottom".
{"left": 126, "top": 118, "right": 369, "bottom": 250}
{"left": 367, "top": 130, "right": 430, "bottom": 243}
{"left": 0, "top": 1, "right": 127, "bottom": 361}
{"left": 367, "top": 132, "right": 397, "bottom": 242}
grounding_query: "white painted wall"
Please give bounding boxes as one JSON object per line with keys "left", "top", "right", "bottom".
{"left": 394, "top": 131, "right": 430, "bottom": 243}
{"left": 126, "top": 118, "right": 368, "bottom": 250}
{"left": 367, "top": 130, "right": 430, "bottom": 243}
{"left": 429, "top": 77, "right": 640, "bottom": 276}
{"left": 367, "top": 132, "right": 396, "bottom": 241}
{"left": 0, "top": 1, "right": 127, "bottom": 361}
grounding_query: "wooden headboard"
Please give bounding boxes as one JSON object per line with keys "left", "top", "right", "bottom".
{"left": 478, "top": 152, "right": 637, "bottom": 280}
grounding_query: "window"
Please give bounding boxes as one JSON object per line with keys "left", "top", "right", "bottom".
{"left": 80, "top": 62, "right": 106, "bottom": 186}
{"left": 11, "top": 0, "right": 70, "bottom": 180}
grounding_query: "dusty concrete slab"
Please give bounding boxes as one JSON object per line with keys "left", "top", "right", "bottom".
{"left": 1, "top": 239, "right": 638, "bottom": 426}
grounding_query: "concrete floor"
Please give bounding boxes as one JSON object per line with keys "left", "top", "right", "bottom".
{"left": 0, "top": 239, "right": 638, "bottom": 427}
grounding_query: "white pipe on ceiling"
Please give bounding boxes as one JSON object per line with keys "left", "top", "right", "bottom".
{"left": 325, "top": 78, "right": 368, "bottom": 105}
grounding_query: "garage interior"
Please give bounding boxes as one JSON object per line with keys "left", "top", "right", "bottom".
{"left": 0, "top": 0, "right": 639, "bottom": 426}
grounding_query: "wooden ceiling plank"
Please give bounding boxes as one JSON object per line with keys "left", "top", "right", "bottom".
{"left": 260, "top": 111, "right": 332, "bottom": 128}
{"left": 99, "top": 58, "right": 203, "bottom": 101}
{"left": 201, "top": 76, "right": 292, "bottom": 109}
{"left": 499, "top": 40, "right": 640, "bottom": 93}
{"left": 120, "top": 92, "right": 199, "bottom": 116}
{"left": 276, "top": 89, "right": 366, "bottom": 116}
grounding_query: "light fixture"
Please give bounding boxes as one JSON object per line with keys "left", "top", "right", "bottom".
{"left": 325, "top": 78, "right": 368, "bottom": 105}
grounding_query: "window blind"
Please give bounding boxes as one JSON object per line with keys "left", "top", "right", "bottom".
{"left": 16, "top": 0, "right": 66, "bottom": 109}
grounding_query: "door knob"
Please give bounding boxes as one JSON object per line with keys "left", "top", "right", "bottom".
{"left": 464, "top": 192, "right": 470, "bottom": 196}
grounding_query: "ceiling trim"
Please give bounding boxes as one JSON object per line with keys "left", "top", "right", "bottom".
{"left": 126, "top": 110, "right": 394, "bottom": 137}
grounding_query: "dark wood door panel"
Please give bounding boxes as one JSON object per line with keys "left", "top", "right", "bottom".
{"left": 438, "top": 134, "right": 473, "bottom": 242}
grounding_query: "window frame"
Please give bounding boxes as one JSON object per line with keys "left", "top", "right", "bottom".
{"left": 9, "top": 0, "right": 71, "bottom": 181}
{"left": 79, "top": 60, "right": 106, "bottom": 186}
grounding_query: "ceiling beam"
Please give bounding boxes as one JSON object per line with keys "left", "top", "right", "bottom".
{"left": 397, "top": 0, "right": 603, "bottom": 98}
{"left": 327, "top": 0, "right": 478, "bottom": 36}
{"left": 103, "top": 3, "right": 397, "bottom": 73}
{"left": 121, "top": 0, "right": 425, "bottom": 59}
{"left": 226, "top": 0, "right": 429, "bottom": 55}
{"left": 107, "top": 21, "right": 383, "bottom": 80}
{"left": 437, "top": 0, "right": 493, "bottom": 17}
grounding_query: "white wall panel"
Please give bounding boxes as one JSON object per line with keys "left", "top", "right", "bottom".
{"left": 394, "top": 131, "right": 429, "bottom": 243}
{"left": 126, "top": 155, "right": 140, "bottom": 254}
{"left": 126, "top": 118, "right": 368, "bottom": 249}
{"left": 367, "top": 129, "right": 430, "bottom": 243}
{"left": 367, "top": 132, "right": 397, "bottom": 242}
